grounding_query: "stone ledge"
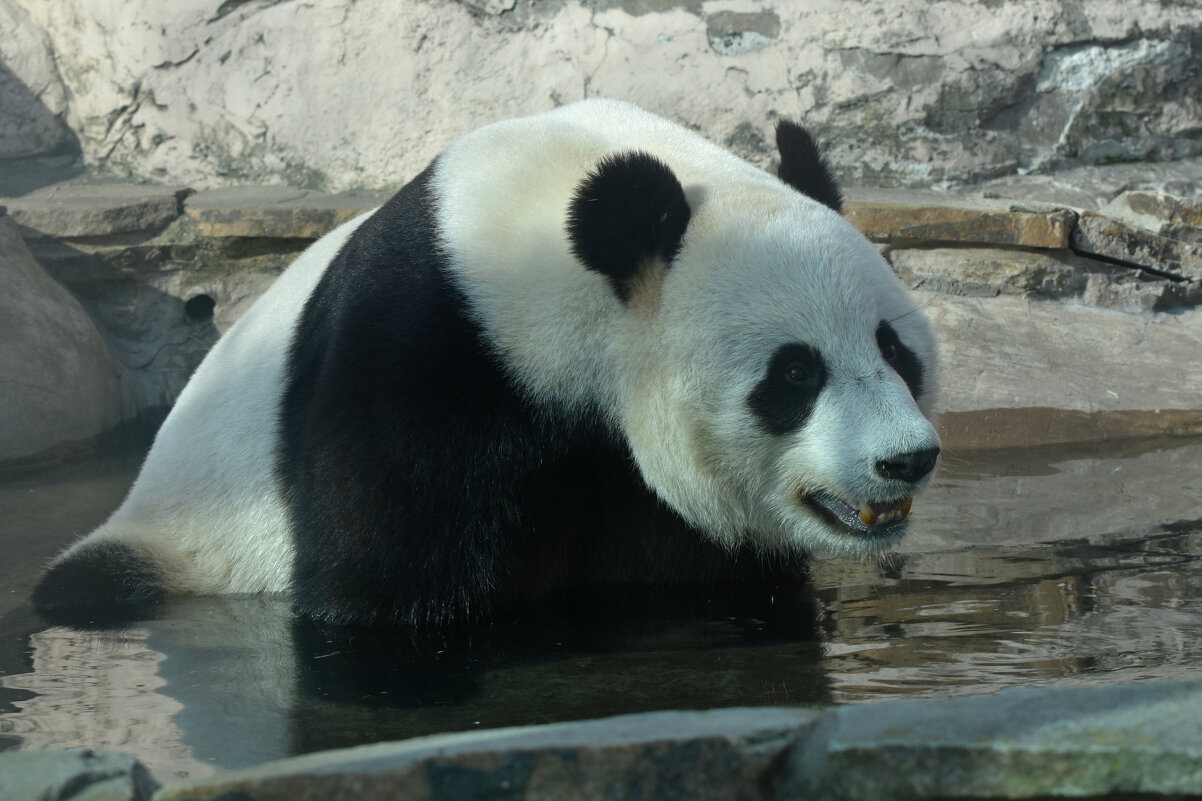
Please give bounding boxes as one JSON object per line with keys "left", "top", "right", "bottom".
{"left": 1072, "top": 210, "right": 1202, "bottom": 282}
{"left": 140, "top": 680, "right": 1202, "bottom": 800}
{"left": 844, "top": 189, "right": 1075, "bottom": 250}
{"left": 939, "top": 407, "right": 1202, "bottom": 451}
{"left": 183, "top": 186, "right": 386, "bottom": 238}
{"left": 0, "top": 184, "right": 191, "bottom": 238}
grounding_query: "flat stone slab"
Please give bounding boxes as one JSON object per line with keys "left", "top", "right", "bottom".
{"left": 845, "top": 188, "right": 1075, "bottom": 249}
{"left": 147, "top": 681, "right": 1202, "bottom": 800}
{"left": 789, "top": 681, "right": 1202, "bottom": 801}
{"left": 0, "top": 183, "right": 189, "bottom": 238}
{"left": 1072, "top": 210, "right": 1202, "bottom": 282}
{"left": 154, "top": 707, "right": 814, "bottom": 801}
{"left": 922, "top": 291, "right": 1202, "bottom": 417}
{"left": 890, "top": 247, "right": 1087, "bottom": 299}
{"left": 184, "top": 187, "right": 386, "bottom": 239}
{"left": 0, "top": 748, "right": 157, "bottom": 801}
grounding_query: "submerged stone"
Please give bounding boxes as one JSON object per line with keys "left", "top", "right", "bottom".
{"left": 0, "top": 749, "right": 157, "bottom": 801}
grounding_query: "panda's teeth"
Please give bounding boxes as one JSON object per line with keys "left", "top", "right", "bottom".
{"left": 857, "top": 496, "right": 915, "bottom": 528}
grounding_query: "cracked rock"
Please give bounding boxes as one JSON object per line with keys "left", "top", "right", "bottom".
{"left": 1101, "top": 190, "right": 1202, "bottom": 245}
{"left": 1071, "top": 210, "right": 1202, "bottom": 282}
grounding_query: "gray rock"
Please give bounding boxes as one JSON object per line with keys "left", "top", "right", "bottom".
{"left": 155, "top": 708, "right": 815, "bottom": 801}
{"left": 889, "top": 247, "right": 1086, "bottom": 299}
{"left": 967, "top": 157, "right": 1202, "bottom": 212}
{"left": 705, "top": 10, "right": 780, "bottom": 56}
{"left": 4, "top": 0, "right": 1201, "bottom": 191}
{"left": 788, "top": 681, "right": 1202, "bottom": 801}
{"left": 1072, "top": 210, "right": 1202, "bottom": 282}
{"left": 1081, "top": 267, "right": 1180, "bottom": 312}
{"left": 0, "top": 0, "right": 74, "bottom": 159}
{"left": 844, "top": 189, "right": 1075, "bottom": 249}
{"left": 921, "top": 291, "right": 1202, "bottom": 419}
{"left": 1101, "top": 190, "right": 1202, "bottom": 245}
{"left": 0, "top": 214, "right": 121, "bottom": 469}
{"left": 184, "top": 186, "right": 383, "bottom": 239}
{"left": 0, "top": 748, "right": 157, "bottom": 801}
{"left": 1, "top": 184, "right": 188, "bottom": 238}
{"left": 152, "top": 681, "right": 1202, "bottom": 800}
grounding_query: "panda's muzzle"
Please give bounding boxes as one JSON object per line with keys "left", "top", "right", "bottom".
{"left": 806, "top": 492, "right": 913, "bottom": 537}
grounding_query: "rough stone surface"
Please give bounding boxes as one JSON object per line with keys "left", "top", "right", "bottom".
{"left": 184, "top": 187, "right": 384, "bottom": 239}
{"left": 787, "top": 681, "right": 1202, "bottom": 801}
{"left": 845, "top": 190, "right": 1074, "bottom": 249}
{"left": 0, "top": 183, "right": 189, "bottom": 238}
{"left": 3, "top": 0, "right": 1201, "bottom": 192}
{"left": 889, "top": 247, "right": 1087, "bottom": 299}
{"left": 0, "top": 748, "right": 157, "bottom": 801}
{"left": 920, "top": 291, "right": 1202, "bottom": 417}
{"left": 3, "top": 175, "right": 1201, "bottom": 448}
{"left": 143, "top": 681, "right": 1202, "bottom": 800}
{"left": 1101, "top": 190, "right": 1202, "bottom": 244}
{"left": 0, "top": 0, "right": 74, "bottom": 159}
{"left": 963, "top": 156, "right": 1202, "bottom": 212}
{"left": 154, "top": 708, "right": 814, "bottom": 801}
{"left": 1072, "top": 210, "right": 1202, "bottom": 281}
{"left": 0, "top": 213, "right": 122, "bottom": 467}
{"left": 889, "top": 247, "right": 1186, "bottom": 311}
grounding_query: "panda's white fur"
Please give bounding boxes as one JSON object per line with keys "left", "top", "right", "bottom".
{"left": 34, "top": 100, "right": 939, "bottom": 627}
{"left": 48, "top": 215, "right": 372, "bottom": 597}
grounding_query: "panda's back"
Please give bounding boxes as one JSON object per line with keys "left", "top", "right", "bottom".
{"left": 44, "top": 213, "right": 374, "bottom": 599}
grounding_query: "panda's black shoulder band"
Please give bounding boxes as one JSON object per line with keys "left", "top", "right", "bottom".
{"left": 775, "top": 119, "right": 843, "bottom": 214}
{"left": 567, "top": 151, "right": 691, "bottom": 302}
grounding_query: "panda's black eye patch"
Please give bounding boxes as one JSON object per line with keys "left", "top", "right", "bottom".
{"left": 877, "top": 321, "right": 923, "bottom": 399}
{"left": 749, "top": 343, "right": 827, "bottom": 435}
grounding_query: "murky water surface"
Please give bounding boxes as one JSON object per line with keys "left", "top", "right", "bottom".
{"left": 2, "top": 438, "right": 1201, "bottom": 780}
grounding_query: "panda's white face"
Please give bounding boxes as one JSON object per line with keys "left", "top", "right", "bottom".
{"left": 615, "top": 198, "right": 940, "bottom": 557}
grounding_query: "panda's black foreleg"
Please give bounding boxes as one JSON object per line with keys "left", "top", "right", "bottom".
{"left": 278, "top": 343, "right": 550, "bottom": 630}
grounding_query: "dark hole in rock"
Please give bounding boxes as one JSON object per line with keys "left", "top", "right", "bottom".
{"left": 184, "top": 294, "right": 216, "bottom": 324}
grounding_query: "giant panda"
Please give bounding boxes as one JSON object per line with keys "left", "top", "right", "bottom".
{"left": 32, "top": 100, "right": 940, "bottom": 628}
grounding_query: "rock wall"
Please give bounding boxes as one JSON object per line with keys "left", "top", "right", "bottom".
{"left": 2, "top": 0, "right": 1201, "bottom": 191}
{"left": 3, "top": 168, "right": 1201, "bottom": 463}
{"left": 0, "top": 211, "right": 121, "bottom": 468}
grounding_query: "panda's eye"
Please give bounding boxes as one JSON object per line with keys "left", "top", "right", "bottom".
{"left": 784, "top": 362, "right": 816, "bottom": 386}
{"left": 880, "top": 340, "right": 898, "bottom": 364}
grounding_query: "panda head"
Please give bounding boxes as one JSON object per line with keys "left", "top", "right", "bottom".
{"left": 568, "top": 119, "right": 940, "bottom": 558}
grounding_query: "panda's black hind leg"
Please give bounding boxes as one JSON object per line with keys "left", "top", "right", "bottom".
{"left": 31, "top": 541, "right": 164, "bottom": 627}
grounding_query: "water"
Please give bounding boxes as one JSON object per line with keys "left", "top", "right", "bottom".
{"left": 1, "top": 437, "right": 1200, "bottom": 781}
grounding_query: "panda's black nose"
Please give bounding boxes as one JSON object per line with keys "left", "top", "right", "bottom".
{"left": 875, "top": 447, "right": 940, "bottom": 484}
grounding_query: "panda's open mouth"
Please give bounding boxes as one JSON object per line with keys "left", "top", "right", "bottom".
{"left": 806, "top": 492, "right": 913, "bottom": 537}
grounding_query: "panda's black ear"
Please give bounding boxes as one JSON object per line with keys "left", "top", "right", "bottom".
{"left": 567, "top": 151, "right": 691, "bottom": 303}
{"left": 775, "top": 119, "right": 843, "bottom": 214}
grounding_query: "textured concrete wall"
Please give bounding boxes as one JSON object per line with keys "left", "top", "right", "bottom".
{"left": 2, "top": 0, "right": 1200, "bottom": 191}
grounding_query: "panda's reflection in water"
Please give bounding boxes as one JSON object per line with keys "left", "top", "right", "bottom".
{"left": 1, "top": 581, "right": 829, "bottom": 776}
{"left": 288, "top": 578, "right": 827, "bottom": 753}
